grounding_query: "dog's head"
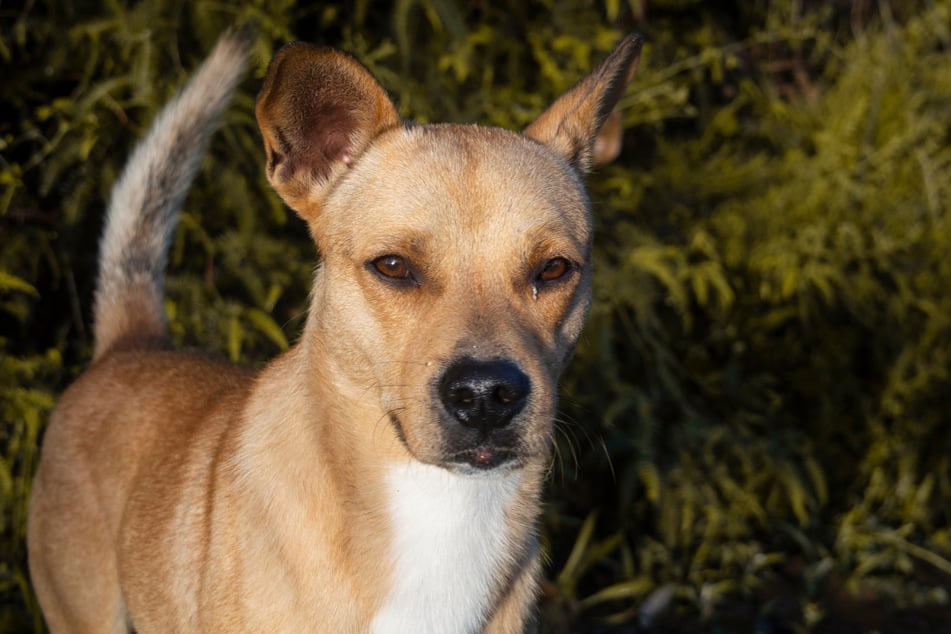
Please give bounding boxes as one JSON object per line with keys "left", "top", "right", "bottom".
{"left": 256, "top": 36, "right": 641, "bottom": 474}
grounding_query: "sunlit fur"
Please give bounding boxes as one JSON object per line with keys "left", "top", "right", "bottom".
{"left": 28, "top": 30, "right": 641, "bottom": 632}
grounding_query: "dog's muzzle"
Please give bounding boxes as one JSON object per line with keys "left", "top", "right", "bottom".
{"left": 438, "top": 358, "right": 531, "bottom": 470}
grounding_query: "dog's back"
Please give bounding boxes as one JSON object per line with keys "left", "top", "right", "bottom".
{"left": 28, "top": 33, "right": 252, "bottom": 632}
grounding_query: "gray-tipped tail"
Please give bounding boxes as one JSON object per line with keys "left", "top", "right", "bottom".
{"left": 93, "top": 32, "right": 250, "bottom": 360}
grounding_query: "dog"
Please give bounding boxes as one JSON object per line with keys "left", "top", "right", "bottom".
{"left": 27, "top": 29, "right": 641, "bottom": 632}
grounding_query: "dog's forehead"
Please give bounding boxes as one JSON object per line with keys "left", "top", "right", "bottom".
{"left": 325, "top": 124, "right": 593, "bottom": 238}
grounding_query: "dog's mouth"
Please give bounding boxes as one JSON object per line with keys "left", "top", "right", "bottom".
{"left": 388, "top": 412, "right": 523, "bottom": 472}
{"left": 447, "top": 446, "right": 519, "bottom": 471}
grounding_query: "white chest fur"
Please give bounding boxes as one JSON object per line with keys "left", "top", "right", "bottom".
{"left": 370, "top": 462, "right": 522, "bottom": 634}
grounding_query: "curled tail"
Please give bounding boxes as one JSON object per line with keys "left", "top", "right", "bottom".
{"left": 93, "top": 32, "right": 250, "bottom": 360}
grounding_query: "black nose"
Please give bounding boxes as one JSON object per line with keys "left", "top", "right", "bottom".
{"left": 438, "top": 359, "right": 531, "bottom": 432}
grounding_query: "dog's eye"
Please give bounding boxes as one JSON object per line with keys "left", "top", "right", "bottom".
{"left": 536, "top": 257, "right": 574, "bottom": 284}
{"left": 371, "top": 255, "right": 413, "bottom": 282}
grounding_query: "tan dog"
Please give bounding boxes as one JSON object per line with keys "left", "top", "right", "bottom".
{"left": 28, "top": 29, "right": 641, "bottom": 633}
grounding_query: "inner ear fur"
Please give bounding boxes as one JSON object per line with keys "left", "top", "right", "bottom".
{"left": 255, "top": 42, "right": 401, "bottom": 215}
{"left": 525, "top": 34, "right": 643, "bottom": 172}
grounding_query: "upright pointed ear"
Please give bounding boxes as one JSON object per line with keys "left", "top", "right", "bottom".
{"left": 525, "top": 34, "right": 642, "bottom": 173}
{"left": 256, "top": 43, "right": 401, "bottom": 217}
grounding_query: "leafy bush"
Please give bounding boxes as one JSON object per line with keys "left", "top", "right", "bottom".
{"left": 552, "top": 1, "right": 951, "bottom": 627}
{"left": 3, "top": 0, "right": 950, "bottom": 630}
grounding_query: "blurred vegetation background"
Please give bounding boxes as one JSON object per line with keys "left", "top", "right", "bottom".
{"left": 2, "top": 0, "right": 951, "bottom": 631}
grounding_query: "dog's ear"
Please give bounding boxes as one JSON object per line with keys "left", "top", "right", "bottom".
{"left": 591, "top": 111, "right": 624, "bottom": 166}
{"left": 525, "top": 34, "right": 642, "bottom": 173}
{"left": 256, "top": 43, "right": 401, "bottom": 217}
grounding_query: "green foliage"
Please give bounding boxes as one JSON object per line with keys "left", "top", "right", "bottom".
{"left": 0, "top": 344, "right": 56, "bottom": 633}
{"left": 3, "top": 0, "right": 951, "bottom": 631}
{"left": 553, "top": 0, "right": 951, "bottom": 627}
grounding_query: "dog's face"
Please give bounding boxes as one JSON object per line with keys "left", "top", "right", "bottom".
{"left": 311, "top": 125, "right": 593, "bottom": 471}
{"left": 256, "top": 39, "right": 641, "bottom": 473}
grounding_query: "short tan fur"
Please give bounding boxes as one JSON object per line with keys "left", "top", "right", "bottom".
{"left": 28, "top": 30, "right": 642, "bottom": 633}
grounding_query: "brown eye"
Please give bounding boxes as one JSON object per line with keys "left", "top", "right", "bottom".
{"left": 371, "top": 255, "right": 413, "bottom": 282}
{"left": 536, "top": 257, "right": 574, "bottom": 283}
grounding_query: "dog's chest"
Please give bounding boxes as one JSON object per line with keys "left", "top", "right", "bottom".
{"left": 370, "top": 463, "right": 522, "bottom": 633}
